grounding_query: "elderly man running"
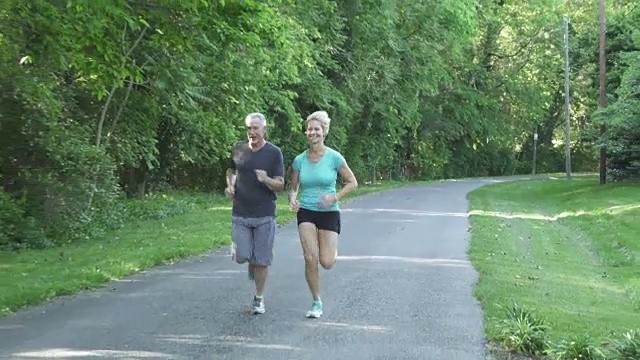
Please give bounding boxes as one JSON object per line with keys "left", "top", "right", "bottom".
{"left": 225, "top": 112, "right": 285, "bottom": 314}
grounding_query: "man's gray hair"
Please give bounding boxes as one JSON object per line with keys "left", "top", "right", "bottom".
{"left": 245, "top": 112, "right": 267, "bottom": 126}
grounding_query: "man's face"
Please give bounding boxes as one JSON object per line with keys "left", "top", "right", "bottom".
{"left": 246, "top": 117, "right": 266, "bottom": 146}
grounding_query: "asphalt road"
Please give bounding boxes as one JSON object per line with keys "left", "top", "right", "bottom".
{"left": 0, "top": 178, "right": 524, "bottom": 360}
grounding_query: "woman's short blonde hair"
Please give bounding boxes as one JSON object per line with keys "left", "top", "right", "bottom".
{"left": 305, "top": 111, "right": 331, "bottom": 136}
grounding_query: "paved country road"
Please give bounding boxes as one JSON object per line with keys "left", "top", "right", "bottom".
{"left": 0, "top": 177, "right": 536, "bottom": 360}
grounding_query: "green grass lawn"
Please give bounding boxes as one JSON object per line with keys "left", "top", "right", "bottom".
{"left": 468, "top": 176, "right": 639, "bottom": 357}
{"left": 0, "top": 181, "right": 412, "bottom": 318}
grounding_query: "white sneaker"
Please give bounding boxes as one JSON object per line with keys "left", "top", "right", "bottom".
{"left": 252, "top": 296, "right": 265, "bottom": 315}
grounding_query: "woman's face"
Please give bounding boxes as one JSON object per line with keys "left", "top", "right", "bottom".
{"left": 306, "top": 120, "right": 324, "bottom": 145}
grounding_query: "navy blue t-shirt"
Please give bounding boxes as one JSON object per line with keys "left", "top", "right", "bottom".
{"left": 228, "top": 141, "right": 285, "bottom": 218}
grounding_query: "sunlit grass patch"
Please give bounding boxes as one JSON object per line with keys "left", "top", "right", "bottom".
{"left": 468, "top": 176, "right": 640, "bottom": 358}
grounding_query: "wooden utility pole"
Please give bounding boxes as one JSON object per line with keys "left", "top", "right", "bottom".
{"left": 563, "top": 14, "right": 572, "bottom": 179}
{"left": 599, "top": 0, "right": 607, "bottom": 184}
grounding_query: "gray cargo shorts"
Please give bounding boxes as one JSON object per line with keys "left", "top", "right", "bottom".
{"left": 231, "top": 215, "right": 276, "bottom": 266}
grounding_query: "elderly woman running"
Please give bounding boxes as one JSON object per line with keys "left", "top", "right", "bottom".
{"left": 288, "top": 110, "right": 358, "bottom": 318}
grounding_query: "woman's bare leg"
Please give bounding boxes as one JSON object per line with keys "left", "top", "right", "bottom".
{"left": 299, "top": 223, "right": 321, "bottom": 300}
{"left": 318, "top": 230, "right": 339, "bottom": 270}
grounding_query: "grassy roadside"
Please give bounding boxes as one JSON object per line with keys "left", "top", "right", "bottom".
{"left": 468, "top": 176, "right": 639, "bottom": 359}
{"left": 0, "top": 180, "right": 414, "bottom": 318}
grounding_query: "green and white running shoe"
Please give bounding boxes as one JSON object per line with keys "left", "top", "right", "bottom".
{"left": 306, "top": 300, "right": 323, "bottom": 318}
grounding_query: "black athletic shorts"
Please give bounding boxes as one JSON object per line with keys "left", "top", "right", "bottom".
{"left": 296, "top": 207, "right": 341, "bottom": 234}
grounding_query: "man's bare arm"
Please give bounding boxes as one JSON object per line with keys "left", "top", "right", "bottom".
{"left": 226, "top": 168, "right": 236, "bottom": 187}
{"left": 262, "top": 175, "right": 284, "bottom": 192}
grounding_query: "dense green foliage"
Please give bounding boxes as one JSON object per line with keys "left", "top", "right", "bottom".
{"left": 0, "top": 0, "right": 638, "bottom": 249}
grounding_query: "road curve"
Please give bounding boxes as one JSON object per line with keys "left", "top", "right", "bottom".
{"left": 0, "top": 178, "right": 525, "bottom": 360}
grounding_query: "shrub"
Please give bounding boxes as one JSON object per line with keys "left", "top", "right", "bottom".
{"left": 0, "top": 190, "right": 48, "bottom": 250}
{"left": 496, "top": 303, "right": 549, "bottom": 356}
{"left": 609, "top": 329, "right": 640, "bottom": 360}
{"left": 549, "top": 334, "right": 606, "bottom": 360}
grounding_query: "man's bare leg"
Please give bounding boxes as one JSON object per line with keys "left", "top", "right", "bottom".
{"left": 253, "top": 265, "right": 269, "bottom": 297}
{"left": 249, "top": 217, "right": 276, "bottom": 315}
